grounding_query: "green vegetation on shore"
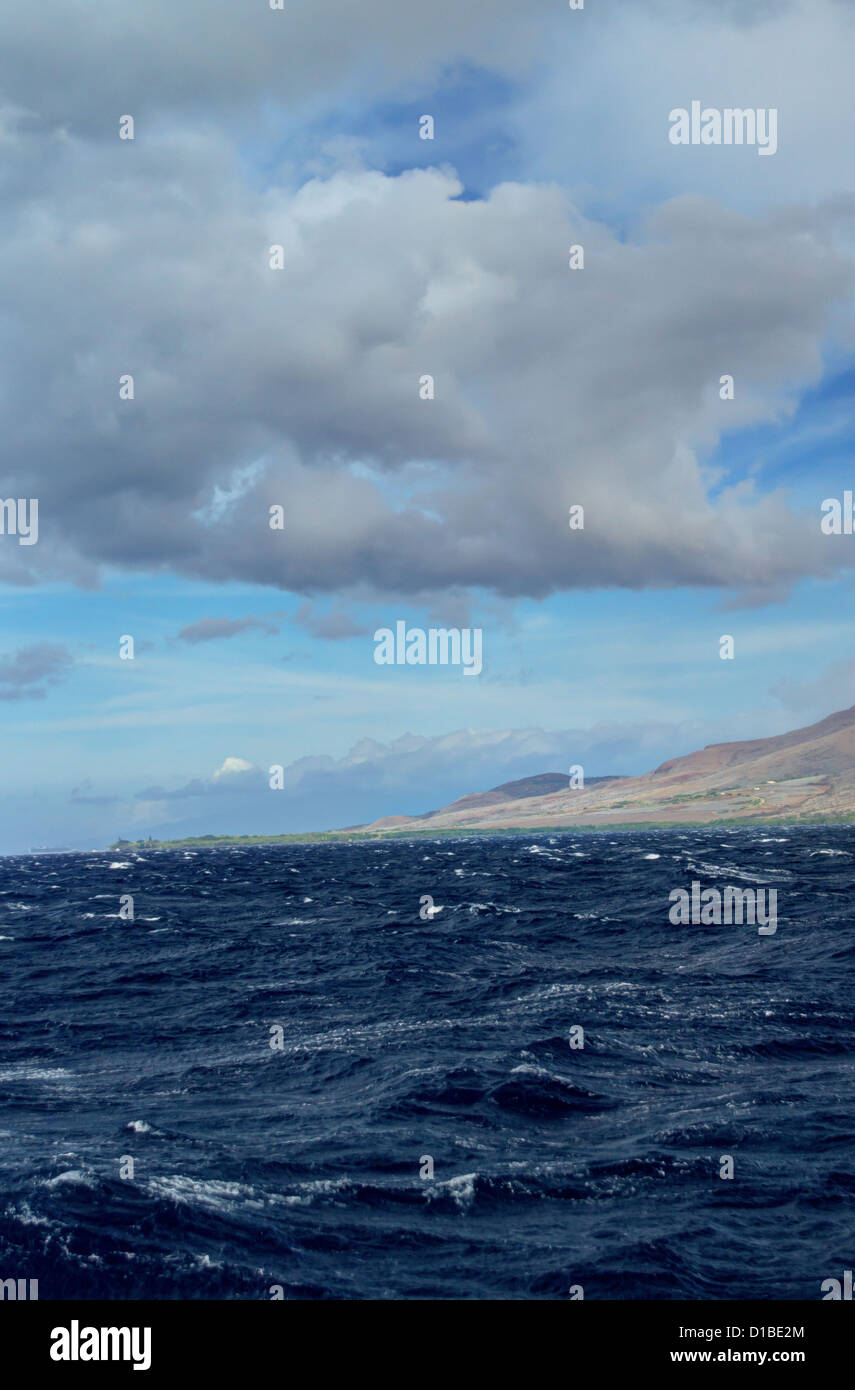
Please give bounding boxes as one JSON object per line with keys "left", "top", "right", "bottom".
{"left": 108, "top": 810, "right": 855, "bottom": 851}
{"left": 110, "top": 828, "right": 542, "bottom": 849}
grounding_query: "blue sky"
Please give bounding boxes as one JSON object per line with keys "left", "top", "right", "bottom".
{"left": 2, "top": 0, "right": 855, "bottom": 851}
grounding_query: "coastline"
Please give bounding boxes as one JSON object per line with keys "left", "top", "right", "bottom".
{"left": 108, "top": 811, "right": 855, "bottom": 851}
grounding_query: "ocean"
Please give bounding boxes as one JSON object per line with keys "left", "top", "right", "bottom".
{"left": 1, "top": 827, "right": 853, "bottom": 1300}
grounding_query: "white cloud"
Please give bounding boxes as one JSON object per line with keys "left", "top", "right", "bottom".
{"left": 212, "top": 757, "right": 256, "bottom": 780}
{"left": 0, "top": 140, "right": 852, "bottom": 602}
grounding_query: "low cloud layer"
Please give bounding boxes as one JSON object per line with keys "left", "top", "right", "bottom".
{"left": 124, "top": 717, "right": 743, "bottom": 841}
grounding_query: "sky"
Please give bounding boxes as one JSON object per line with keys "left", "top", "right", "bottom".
{"left": 2, "top": 0, "right": 855, "bottom": 851}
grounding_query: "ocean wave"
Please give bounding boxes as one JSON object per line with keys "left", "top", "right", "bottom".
{"left": 1, "top": 828, "right": 851, "bottom": 1300}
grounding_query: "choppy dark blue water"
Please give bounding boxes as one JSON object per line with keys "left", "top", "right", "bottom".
{"left": 2, "top": 827, "right": 854, "bottom": 1300}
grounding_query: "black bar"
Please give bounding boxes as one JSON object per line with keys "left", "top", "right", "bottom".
{"left": 2, "top": 1299, "right": 847, "bottom": 1378}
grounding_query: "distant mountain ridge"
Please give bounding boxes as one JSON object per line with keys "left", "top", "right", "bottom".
{"left": 366, "top": 772, "right": 623, "bottom": 829}
{"left": 651, "top": 703, "right": 855, "bottom": 780}
{"left": 356, "top": 705, "right": 855, "bottom": 832}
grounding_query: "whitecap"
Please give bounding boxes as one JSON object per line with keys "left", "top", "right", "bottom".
{"left": 147, "top": 1175, "right": 269, "bottom": 1214}
{"left": 0, "top": 1066, "right": 72, "bottom": 1082}
{"left": 429, "top": 1172, "right": 477, "bottom": 1209}
{"left": 193, "top": 1253, "right": 222, "bottom": 1270}
{"left": 45, "top": 1169, "right": 96, "bottom": 1189}
{"left": 468, "top": 902, "right": 520, "bottom": 915}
